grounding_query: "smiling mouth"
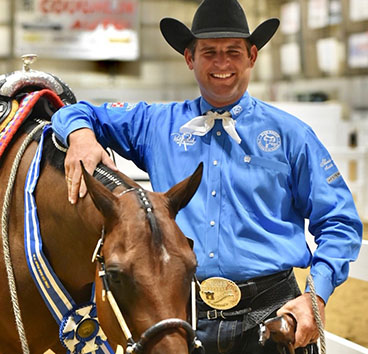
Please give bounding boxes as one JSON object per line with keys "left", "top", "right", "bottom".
{"left": 211, "top": 73, "right": 233, "bottom": 79}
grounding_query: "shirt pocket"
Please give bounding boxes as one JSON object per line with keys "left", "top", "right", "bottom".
{"left": 242, "top": 155, "right": 290, "bottom": 174}
{"left": 234, "top": 154, "right": 291, "bottom": 217}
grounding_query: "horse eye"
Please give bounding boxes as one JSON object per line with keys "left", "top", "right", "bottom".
{"left": 106, "top": 266, "right": 125, "bottom": 284}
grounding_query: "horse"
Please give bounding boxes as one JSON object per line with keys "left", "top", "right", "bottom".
{"left": 0, "top": 64, "right": 204, "bottom": 354}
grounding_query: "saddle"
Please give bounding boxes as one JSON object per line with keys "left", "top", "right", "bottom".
{"left": 0, "top": 55, "right": 76, "bottom": 158}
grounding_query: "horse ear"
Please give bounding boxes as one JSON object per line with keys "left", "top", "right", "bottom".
{"left": 80, "top": 161, "right": 118, "bottom": 219}
{"left": 187, "top": 237, "right": 194, "bottom": 249}
{"left": 165, "top": 162, "right": 203, "bottom": 216}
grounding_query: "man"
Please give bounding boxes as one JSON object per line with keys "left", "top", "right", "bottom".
{"left": 52, "top": 0, "right": 362, "bottom": 353}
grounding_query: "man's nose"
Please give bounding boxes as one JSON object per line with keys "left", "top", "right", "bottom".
{"left": 214, "top": 52, "right": 230, "bottom": 67}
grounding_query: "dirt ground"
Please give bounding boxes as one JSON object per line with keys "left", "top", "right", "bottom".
{"left": 294, "top": 222, "right": 368, "bottom": 348}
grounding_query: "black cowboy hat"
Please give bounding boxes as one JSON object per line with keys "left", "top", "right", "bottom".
{"left": 160, "top": 0, "right": 280, "bottom": 55}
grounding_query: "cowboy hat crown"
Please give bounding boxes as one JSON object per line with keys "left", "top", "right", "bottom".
{"left": 160, "top": 0, "right": 280, "bottom": 55}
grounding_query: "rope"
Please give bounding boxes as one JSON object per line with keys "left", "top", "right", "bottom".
{"left": 1, "top": 121, "right": 50, "bottom": 354}
{"left": 51, "top": 132, "right": 67, "bottom": 153}
{"left": 307, "top": 274, "right": 326, "bottom": 354}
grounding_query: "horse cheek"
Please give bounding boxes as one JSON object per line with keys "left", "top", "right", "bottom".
{"left": 94, "top": 267, "right": 126, "bottom": 348}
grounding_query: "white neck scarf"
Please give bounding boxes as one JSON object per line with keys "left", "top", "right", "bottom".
{"left": 179, "top": 111, "right": 241, "bottom": 144}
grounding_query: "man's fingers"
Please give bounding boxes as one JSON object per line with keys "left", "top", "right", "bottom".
{"left": 69, "top": 168, "right": 82, "bottom": 204}
{"left": 294, "top": 329, "right": 310, "bottom": 348}
{"left": 79, "top": 176, "right": 88, "bottom": 198}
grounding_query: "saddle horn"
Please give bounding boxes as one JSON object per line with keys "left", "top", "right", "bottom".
{"left": 0, "top": 54, "right": 76, "bottom": 105}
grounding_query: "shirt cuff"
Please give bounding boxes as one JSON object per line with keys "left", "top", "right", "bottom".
{"left": 53, "top": 121, "right": 92, "bottom": 147}
{"left": 305, "top": 266, "right": 334, "bottom": 304}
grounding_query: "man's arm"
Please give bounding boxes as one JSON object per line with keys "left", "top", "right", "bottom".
{"left": 52, "top": 100, "right": 152, "bottom": 204}
{"left": 276, "top": 125, "right": 361, "bottom": 348}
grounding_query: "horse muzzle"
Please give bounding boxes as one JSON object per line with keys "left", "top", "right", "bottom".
{"left": 96, "top": 248, "right": 204, "bottom": 354}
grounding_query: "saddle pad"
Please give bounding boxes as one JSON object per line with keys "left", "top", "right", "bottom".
{"left": 0, "top": 99, "right": 19, "bottom": 133}
{"left": 0, "top": 89, "right": 64, "bottom": 158}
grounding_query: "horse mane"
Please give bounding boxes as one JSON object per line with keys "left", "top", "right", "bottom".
{"left": 21, "top": 119, "right": 163, "bottom": 247}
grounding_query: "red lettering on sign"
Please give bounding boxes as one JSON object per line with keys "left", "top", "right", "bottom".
{"left": 39, "top": 0, "right": 136, "bottom": 15}
{"left": 71, "top": 18, "right": 128, "bottom": 31}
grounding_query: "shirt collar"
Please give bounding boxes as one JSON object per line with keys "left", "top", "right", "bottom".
{"left": 199, "top": 92, "right": 251, "bottom": 119}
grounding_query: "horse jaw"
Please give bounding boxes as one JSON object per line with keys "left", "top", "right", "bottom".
{"left": 165, "top": 162, "right": 203, "bottom": 217}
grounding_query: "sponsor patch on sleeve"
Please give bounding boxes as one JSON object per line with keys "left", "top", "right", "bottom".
{"left": 326, "top": 171, "right": 341, "bottom": 184}
{"left": 106, "top": 102, "right": 138, "bottom": 111}
{"left": 107, "top": 102, "right": 125, "bottom": 109}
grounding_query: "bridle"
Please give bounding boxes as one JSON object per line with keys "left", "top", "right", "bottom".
{"left": 92, "top": 187, "right": 203, "bottom": 354}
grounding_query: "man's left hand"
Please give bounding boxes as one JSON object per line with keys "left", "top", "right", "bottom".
{"left": 276, "top": 293, "right": 325, "bottom": 348}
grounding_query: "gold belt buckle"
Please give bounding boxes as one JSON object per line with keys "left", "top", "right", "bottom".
{"left": 199, "top": 277, "right": 241, "bottom": 310}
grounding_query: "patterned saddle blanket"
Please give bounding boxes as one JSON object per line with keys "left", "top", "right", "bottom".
{"left": 0, "top": 89, "right": 64, "bottom": 158}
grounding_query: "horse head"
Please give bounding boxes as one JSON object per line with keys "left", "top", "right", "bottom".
{"left": 82, "top": 162, "right": 203, "bottom": 354}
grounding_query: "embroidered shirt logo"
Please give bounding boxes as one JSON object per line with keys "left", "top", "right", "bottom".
{"left": 257, "top": 130, "right": 281, "bottom": 152}
{"left": 172, "top": 133, "right": 196, "bottom": 151}
{"left": 320, "top": 158, "right": 334, "bottom": 171}
{"left": 126, "top": 103, "right": 137, "bottom": 111}
{"left": 232, "top": 105, "right": 243, "bottom": 116}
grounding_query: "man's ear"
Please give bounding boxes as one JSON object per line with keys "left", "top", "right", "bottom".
{"left": 184, "top": 48, "right": 194, "bottom": 70}
{"left": 250, "top": 45, "right": 258, "bottom": 67}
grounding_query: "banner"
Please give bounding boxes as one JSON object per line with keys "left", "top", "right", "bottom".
{"left": 14, "top": 0, "right": 140, "bottom": 60}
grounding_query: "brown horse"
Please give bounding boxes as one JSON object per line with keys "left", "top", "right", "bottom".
{"left": 0, "top": 91, "right": 203, "bottom": 353}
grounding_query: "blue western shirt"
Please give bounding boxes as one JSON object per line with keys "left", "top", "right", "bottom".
{"left": 52, "top": 92, "right": 362, "bottom": 303}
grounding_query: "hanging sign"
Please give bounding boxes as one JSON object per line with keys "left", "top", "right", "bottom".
{"left": 14, "top": 0, "right": 140, "bottom": 60}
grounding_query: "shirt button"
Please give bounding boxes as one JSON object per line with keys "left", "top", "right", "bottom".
{"left": 244, "top": 155, "right": 251, "bottom": 163}
{"left": 216, "top": 131, "right": 222, "bottom": 136}
{"left": 213, "top": 160, "right": 218, "bottom": 166}
{"left": 209, "top": 252, "right": 214, "bottom": 258}
{"left": 211, "top": 190, "right": 216, "bottom": 196}
{"left": 210, "top": 220, "right": 215, "bottom": 226}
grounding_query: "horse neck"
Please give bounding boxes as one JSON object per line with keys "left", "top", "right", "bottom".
{"left": 37, "top": 162, "right": 104, "bottom": 301}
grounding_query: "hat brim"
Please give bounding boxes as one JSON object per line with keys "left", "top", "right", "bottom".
{"left": 160, "top": 17, "right": 280, "bottom": 55}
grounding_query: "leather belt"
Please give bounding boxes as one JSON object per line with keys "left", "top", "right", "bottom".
{"left": 203, "top": 307, "right": 252, "bottom": 320}
{"left": 236, "top": 269, "right": 292, "bottom": 300}
{"left": 197, "top": 269, "right": 298, "bottom": 322}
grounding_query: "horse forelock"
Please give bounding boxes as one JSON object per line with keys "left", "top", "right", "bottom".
{"left": 134, "top": 189, "right": 163, "bottom": 249}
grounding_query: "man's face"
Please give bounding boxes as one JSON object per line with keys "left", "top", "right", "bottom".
{"left": 184, "top": 38, "right": 257, "bottom": 107}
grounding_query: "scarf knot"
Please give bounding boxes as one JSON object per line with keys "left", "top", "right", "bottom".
{"left": 179, "top": 111, "right": 241, "bottom": 144}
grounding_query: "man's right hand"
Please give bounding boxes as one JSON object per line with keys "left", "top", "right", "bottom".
{"left": 64, "top": 128, "right": 117, "bottom": 204}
